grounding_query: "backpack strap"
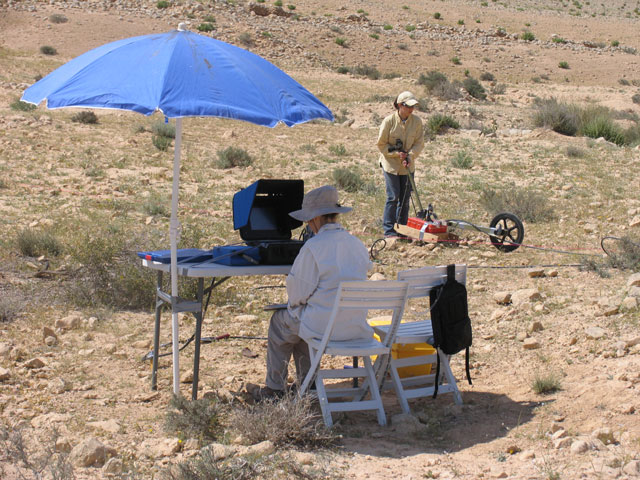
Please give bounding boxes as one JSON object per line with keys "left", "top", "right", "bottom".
{"left": 432, "top": 352, "right": 440, "bottom": 399}
{"left": 446, "top": 264, "right": 456, "bottom": 282}
{"left": 465, "top": 346, "right": 472, "bottom": 385}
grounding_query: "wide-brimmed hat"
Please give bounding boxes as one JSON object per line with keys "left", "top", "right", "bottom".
{"left": 289, "top": 185, "right": 352, "bottom": 222}
{"left": 396, "top": 91, "right": 418, "bottom": 107}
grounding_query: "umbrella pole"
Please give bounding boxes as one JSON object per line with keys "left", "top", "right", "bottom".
{"left": 170, "top": 117, "right": 183, "bottom": 395}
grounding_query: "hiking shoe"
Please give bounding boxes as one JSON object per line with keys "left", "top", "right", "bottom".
{"left": 251, "top": 386, "right": 285, "bottom": 403}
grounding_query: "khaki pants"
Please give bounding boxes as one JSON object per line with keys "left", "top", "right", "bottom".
{"left": 266, "top": 308, "right": 310, "bottom": 391}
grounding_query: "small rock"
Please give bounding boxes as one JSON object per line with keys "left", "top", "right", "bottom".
{"left": 630, "top": 216, "right": 640, "bottom": 228}
{"left": 521, "top": 450, "right": 535, "bottom": 459}
{"left": 369, "top": 272, "right": 386, "bottom": 281}
{"left": 493, "top": 291, "right": 511, "bottom": 305}
{"left": 245, "top": 440, "right": 275, "bottom": 457}
{"left": 528, "top": 320, "right": 544, "bottom": 333}
{"left": 87, "top": 419, "right": 121, "bottom": 434}
{"left": 49, "top": 378, "right": 72, "bottom": 394}
{"left": 527, "top": 268, "right": 545, "bottom": 278}
{"left": 24, "top": 357, "right": 46, "bottom": 369}
{"left": 56, "top": 437, "right": 72, "bottom": 453}
{"left": 44, "top": 336, "right": 58, "bottom": 346}
{"left": 511, "top": 289, "right": 541, "bottom": 306}
{"left": 621, "top": 297, "right": 638, "bottom": 311}
{"left": 204, "top": 442, "right": 237, "bottom": 461}
{"left": 550, "top": 423, "right": 564, "bottom": 433}
{"left": 391, "top": 413, "right": 424, "bottom": 434}
{"left": 70, "top": 437, "right": 107, "bottom": 467}
{"left": 234, "top": 314, "right": 258, "bottom": 322}
{"left": 103, "top": 457, "right": 123, "bottom": 474}
{"left": 547, "top": 269, "right": 558, "bottom": 277}
{"left": 516, "top": 331, "right": 528, "bottom": 342}
{"left": 585, "top": 327, "right": 606, "bottom": 340}
{"left": 552, "top": 429, "right": 567, "bottom": 440}
{"left": 0, "top": 367, "right": 11, "bottom": 381}
{"left": 592, "top": 427, "right": 616, "bottom": 445}
{"left": 625, "top": 336, "right": 640, "bottom": 348}
{"left": 43, "top": 326, "right": 57, "bottom": 340}
{"left": 523, "top": 338, "right": 540, "bottom": 350}
{"left": 627, "top": 273, "right": 640, "bottom": 287}
{"left": 180, "top": 371, "right": 193, "bottom": 384}
{"left": 293, "top": 451, "right": 315, "bottom": 465}
{"left": 570, "top": 439, "right": 590, "bottom": 454}
{"left": 55, "top": 312, "right": 82, "bottom": 330}
{"left": 554, "top": 437, "right": 572, "bottom": 449}
{"left": 623, "top": 460, "right": 640, "bottom": 475}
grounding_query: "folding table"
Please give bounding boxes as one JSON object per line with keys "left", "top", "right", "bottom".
{"left": 141, "top": 258, "right": 291, "bottom": 399}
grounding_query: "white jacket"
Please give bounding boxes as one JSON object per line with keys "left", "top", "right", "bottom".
{"left": 287, "top": 223, "right": 372, "bottom": 341}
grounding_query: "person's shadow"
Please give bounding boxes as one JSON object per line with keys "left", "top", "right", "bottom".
{"left": 335, "top": 390, "right": 543, "bottom": 457}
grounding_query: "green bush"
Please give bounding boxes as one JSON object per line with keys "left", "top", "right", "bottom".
{"left": 333, "top": 168, "right": 365, "bottom": 192}
{"left": 580, "top": 114, "right": 625, "bottom": 145}
{"left": 434, "top": 12, "right": 441, "bottom": 19}
{"left": 165, "top": 394, "right": 223, "bottom": 444}
{"left": 532, "top": 97, "right": 580, "bottom": 136}
{"left": 480, "top": 72, "right": 495, "bottom": 81}
{"left": 156, "top": 0, "right": 170, "bottom": 8}
{"left": 197, "top": 23, "right": 215, "bottom": 32}
{"left": 383, "top": 24, "right": 393, "bottom": 30}
{"left": 418, "top": 70, "right": 448, "bottom": 90}
{"left": 625, "top": 123, "right": 640, "bottom": 146}
{"left": 17, "top": 229, "right": 62, "bottom": 257}
{"left": 10, "top": 99, "right": 37, "bottom": 111}
{"left": 152, "top": 135, "right": 172, "bottom": 151}
{"left": 351, "top": 64, "right": 380, "bottom": 80}
{"left": 274, "top": 0, "right": 282, "bottom": 6}
{"left": 450, "top": 150, "right": 473, "bottom": 169}
{"left": 71, "top": 110, "right": 98, "bottom": 124}
{"left": 451, "top": 56, "right": 461, "bottom": 65}
{"left": 335, "top": 37, "right": 347, "bottom": 47}
{"left": 521, "top": 31, "right": 535, "bottom": 41}
{"left": 532, "top": 373, "right": 562, "bottom": 394}
{"left": 151, "top": 121, "right": 176, "bottom": 139}
{"left": 329, "top": 144, "right": 347, "bottom": 156}
{"left": 40, "top": 45, "right": 57, "bottom": 55}
{"left": 418, "top": 71, "right": 461, "bottom": 100}
{"left": 462, "top": 77, "right": 487, "bottom": 100}
{"left": 632, "top": 93, "right": 640, "bottom": 104}
{"left": 552, "top": 36, "right": 567, "bottom": 44}
{"left": 238, "top": 32, "right": 253, "bottom": 47}
{"left": 427, "top": 113, "right": 460, "bottom": 135}
{"left": 49, "top": 14, "right": 68, "bottom": 23}
{"left": 558, "top": 61, "right": 570, "bottom": 69}
{"left": 215, "top": 146, "right": 253, "bottom": 168}
{"left": 405, "top": 24, "right": 416, "bottom": 32}
{"left": 479, "top": 186, "right": 555, "bottom": 223}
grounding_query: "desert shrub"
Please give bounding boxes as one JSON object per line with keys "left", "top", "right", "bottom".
{"left": 165, "top": 395, "right": 223, "bottom": 444}
{"left": 153, "top": 135, "right": 172, "bottom": 151}
{"left": 532, "top": 97, "right": 580, "bottom": 136}
{"left": 632, "top": 93, "right": 640, "bottom": 104}
{"left": 531, "top": 373, "right": 562, "bottom": 394}
{"left": 0, "top": 294, "right": 24, "bottom": 323}
{"left": 203, "top": 15, "right": 215, "bottom": 22}
{"left": 40, "top": 45, "right": 57, "bottom": 55}
{"left": 451, "top": 56, "right": 461, "bottom": 65}
{"left": 156, "top": 0, "right": 170, "bottom": 8}
{"left": 462, "top": 77, "right": 487, "bottom": 100}
{"left": 521, "top": 31, "right": 535, "bottom": 41}
{"left": 274, "top": 0, "right": 282, "bottom": 6}
{"left": 197, "top": 22, "right": 215, "bottom": 32}
{"left": 336, "top": 66, "right": 349, "bottom": 74}
{"left": 625, "top": 123, "right": 640, "bottom": 146}
{"left": 10, "top": 99, "right": 37, "bottom": 111}
{"left": 457, "top": 19, "right": 464, "bottom": 25}
{"left": 418, "top": 70, "right": 447, "bottom": 90}
{"left": 619, "top": 78, "right": 631, "bottom": 86}
{"left": 558, "top": 61, "right": 570, "bottom": 69}
{"left": 580, "top": 114, "right": 625, "bottom": 145}
{"left": 230, "top": 393, "right": 336, "bottom": 448}
{"left": 215, "top": 147, "right": 253, "bottom": 168}
{"left": 405, "top": 24, "right": 416, "bottom": 32}
{"left": 16, "top": 228, "right": 62, "bottom": 257}
{"left": 49, "top": 14, "right": 68, "bottom": 23}
{"left": 238, "top": 32, "right": 253, "bottom": 47}
{"left": 65, "top": 225, "right": 162, "bottom": 309}
{"left": 351, "top": 64, "right": 380, "bottom": 80}
{"left": 604, "top": 236, "right": 640, "bottom": 272}
{"left": 287, "top": 4, "right": 295, "bottom": 10}
{"left": 491, "top": 83, "right": 507, "bottom": 95}
{"left": 333, "top": 167, "right": 364, "bottom": 192}
{"left": 479, "top": 186, "right": 555, "bottom": 223}
{"left": 335, "top": 37, "right": 347, "bottom": 47}
{"left": 397, "top": 43, "right": 408, "bottom": 51}
{"left": 433, "top": 12, "right": 441, "bottom": 19}
{"left": 579, "top": 257, "right": 611, "bottom": 278}
{"left": 152, "top": 121, "right": 176, "bottom": 139}
{"left": 480, "top": 72, "right": 495, "bottom": 81}
{"left": 163, "top": 450, "right": 328, "bottom": 480}
{"left": 427, "top": 113, "right": 460, "bottom": 135}
{"left": 143, "top": 192, "right": 169, "bottom": 216}
{"left": 0, "top": 425, "right": 75, "bottom": 480}
{"left": 71, "top": 110, "right": 98, "bottom": 124}
{"left": 328, "top": 144, "right": 347, "bottom": 156}
{"left": 383, "top": 24, "right": 392, "bottom": 30}
{"left": 565, "top": 145, "right": 587, "bottom": 158}
{"left": 552, "top": 36, "right": 567, "bottom": 44}
{"left": 450, "top": 150, "right": 473, "bottom": 169}
{"left": 611, "top": 40, "right": 620, "bottom": 47}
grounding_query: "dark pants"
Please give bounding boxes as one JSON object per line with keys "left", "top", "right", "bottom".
{"left": 383, "top": 170, "right": 412, "bottom": 237}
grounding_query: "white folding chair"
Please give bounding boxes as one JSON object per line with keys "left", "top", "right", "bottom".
{"left": 298, "top": 280, "right": 409, "bottom": 427}
{"left": 372, "top": 265, "right": 467, "bottom": 413}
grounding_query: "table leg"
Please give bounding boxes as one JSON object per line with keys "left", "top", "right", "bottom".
{"left": 191, "top": 278, "right": 204, "bottom": 400}
{"left": 151, "top": 270, "right": 163, "bottom": 391}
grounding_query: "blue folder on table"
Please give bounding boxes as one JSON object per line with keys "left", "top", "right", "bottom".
{"left": 137, "top": 249, "right": 212, "bottom": 264}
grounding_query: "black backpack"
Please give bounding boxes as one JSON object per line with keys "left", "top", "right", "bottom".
{"left": 429, "top": 264, "right": 473, "bottom": 398}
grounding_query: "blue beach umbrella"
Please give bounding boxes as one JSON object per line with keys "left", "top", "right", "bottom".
{"left": 22, "top": 24, "right": 334, "bottom": 395}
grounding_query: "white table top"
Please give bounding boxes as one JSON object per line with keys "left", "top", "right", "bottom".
{"left": 141, "top": 259, "right": 292, "bottom": 278}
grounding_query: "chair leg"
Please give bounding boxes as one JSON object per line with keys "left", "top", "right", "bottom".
{"left": 299, "top": 346, "right": 321, "bottom": 396}
{"left": 438, "top": 350, "right": 463, "bottom": 405}
{"left": 363, "top": 356, "right": 386, "bottom": 426}
{"left": 388, "top": 359, "right": 411, "bottom": 414}
{"left": 314, "top": 371, "right": 333, "bottom": 427}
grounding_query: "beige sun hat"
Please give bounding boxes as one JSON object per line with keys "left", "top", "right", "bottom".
{"left": 289, "top": 185, "right": 352, "bottom": 222}
{"left": 396, "top": 91, "right": 419, "bottom": 106}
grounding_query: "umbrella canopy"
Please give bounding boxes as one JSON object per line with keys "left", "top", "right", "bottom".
{"left": 22, "top": 25, "right": 333, "bottom": 396}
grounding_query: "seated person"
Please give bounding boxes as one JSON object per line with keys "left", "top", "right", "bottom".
{"left": 254, "top": 185, "right": 372, "bottom": 401}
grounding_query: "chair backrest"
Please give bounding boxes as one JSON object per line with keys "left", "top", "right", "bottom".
{"left": 317, "top": 280, "right": 410, "bottom": 352}
{"left": 397, "top": 264, "right": 467, "bottom": 299}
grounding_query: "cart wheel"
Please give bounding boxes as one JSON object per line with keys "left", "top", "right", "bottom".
{"left": 489, "top": 212, "right": 524, "bottom": 252}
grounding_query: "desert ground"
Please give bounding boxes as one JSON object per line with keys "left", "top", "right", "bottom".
{"left": 1, "top": 0, "right": 640, "bottom": 478}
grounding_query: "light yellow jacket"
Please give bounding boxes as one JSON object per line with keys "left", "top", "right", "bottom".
{"left": 376, "top": 111, "right": 424, "bottom": 175}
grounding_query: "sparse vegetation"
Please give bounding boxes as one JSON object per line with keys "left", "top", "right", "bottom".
{"left": 480, "top": 186, "right": 555, "bottom": 223}
{"left": 215, "top": 146, "right": 253, "bottom": 168}
{"left": 462, "top": 77, "right": 487, "bottom": 100}
{"left": 238, "top": 32, "right": 253, "bottom": 47}
{"left": 39, "top": 45, "right": 57, "bottom": 55}
{"left": 49, "top": 14, "right": 68, "bottom": 23}
{"left": 165, "top": 395, "right": 223, "bottom": 444}
{"left": 450, "top": 150, "right": 473, "bottom": 169}
{"left": 521, "top": 31, "right": 536, "bottom": 41}
{"left": 329, "top": 144, "right": 347, "bottom": 156}
{"left": 198, "top": 22, "right": 216, "bottom": 32}
{"left": 17, "top": 228, "right": 62, "bottom": 257}
{"left": 427, "top": 113, "right": 460, "bottom": 135}
{"left": 156, "top": 0, "right": 169, "bottom": 8}
{"left": 532, "top": 97, "right": 580, "bottom": 136}
{"left": 71, "top": 110, "right": 98, "bottom": 124}
{"left": 433, "top": 12, "right": 441, "bottom": 19}
{"left": 10, "top": 98, "right": 37, "bottom": 111}
{"left": 335, "top": 37, "right": 347, "bottom": 47}
{"left": 532, "top": 373, "right": 562, "bottom": 394}
{"left": 333, "top": 167, "right": 365, "bottom": 192}
{"left": 558, "top": 61, "right": 570, "bottom": 69}
{"left": 451, "top": 56, "right": 461, "bottom": 65}
{"left": 480, "top": 72, "right": 495, "bottom": 81}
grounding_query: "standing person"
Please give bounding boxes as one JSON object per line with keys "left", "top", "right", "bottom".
{"left": 376, "top": 91, "right": 425, "bottom": 238}
{"left": 253, "top": 185, "right": 372, "bottom": 401}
